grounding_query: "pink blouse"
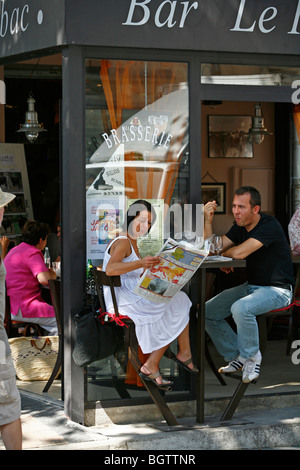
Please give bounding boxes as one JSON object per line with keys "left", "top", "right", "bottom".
{"left": 4, "top": 242, "right": 55, "bottom": 318}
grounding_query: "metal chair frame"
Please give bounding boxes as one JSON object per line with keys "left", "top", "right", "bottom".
{"left": 92, "top": 267, "right": 179, "bottom": 426}
{"left": 220, "top": 296, "right": 300, "bottom": 422}
{"left": 42, "top": 279, "right": 63, "bottom": 394}
{"left": 4, "top": 291, "right": 43, "bottom": 338}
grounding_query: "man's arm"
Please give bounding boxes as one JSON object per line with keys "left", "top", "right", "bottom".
{"left": 223, "top": 237, "right": 263, "bottom": 259}
{"left": 203, "top": 202, "right": 235, "bottom": 252}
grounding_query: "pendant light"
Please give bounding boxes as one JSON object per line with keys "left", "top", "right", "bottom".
{"left": 17, "top": 93, "right": 47, "bottom": 143}
{"left": 247, "top": 103, "right": 272, "bottom": 145}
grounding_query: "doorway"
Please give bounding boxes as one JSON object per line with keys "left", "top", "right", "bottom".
{"left": 4, "top": 55, "right": 63, "bottom": 401}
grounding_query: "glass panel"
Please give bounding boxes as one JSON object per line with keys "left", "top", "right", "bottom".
{"left": 201, "top": 64, "right": 300, "bottom": 86}
{"left": 85, "top": 59, "right": 190, "bottom": 402}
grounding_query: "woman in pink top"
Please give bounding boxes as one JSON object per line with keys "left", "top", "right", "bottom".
{"left": 4, "top": 220, "right": 58, "bottom": 335}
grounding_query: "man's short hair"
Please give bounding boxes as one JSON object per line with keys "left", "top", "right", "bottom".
{"left": 235, "top": 186, "right": 261, "bottom": 210}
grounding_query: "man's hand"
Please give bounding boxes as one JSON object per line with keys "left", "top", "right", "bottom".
{"left": 204, "top": 201, "right": 217, "bottom": 224}
{"left": 220, "top": 267, "right": 234, "bottom": 274}
{"left": 204, "top": 201, "right": 217, "bottom": 238}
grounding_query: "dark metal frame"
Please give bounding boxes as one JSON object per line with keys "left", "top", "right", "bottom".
{"left": 61, "top": 46, "right": 86, "bottom": 424}
{"left": 60, "top": 45, "right": 300, "bottom": 424}
{"left": 43, "top": 280, "right": 63, "bottom": 396}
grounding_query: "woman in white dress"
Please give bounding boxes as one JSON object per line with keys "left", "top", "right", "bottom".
{"left": 102, "top": 200, "right": 198, "bottom": 390}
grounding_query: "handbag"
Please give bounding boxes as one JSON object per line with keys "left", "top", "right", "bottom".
{"left": 72, "top": 272, "right": 124, "bottom": 367}
{"left": 72, "top": 306, "right": 124, "bottom": 367}
{"left": 9, "top": 335, "right": 60, "bottom": 381}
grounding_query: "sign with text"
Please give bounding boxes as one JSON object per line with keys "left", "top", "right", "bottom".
{"left": 66, "top": 0, "right": 300, "bottom": 55}
{"left": 0, "top": 0, "right": 65, "bottom": 58}
{"left": 1, "top": 0, "right": 300, "bottom": 58}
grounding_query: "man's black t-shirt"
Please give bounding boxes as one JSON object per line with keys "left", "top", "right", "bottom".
{"left": 225, "top": 214, "right": 295, "bottom": 287}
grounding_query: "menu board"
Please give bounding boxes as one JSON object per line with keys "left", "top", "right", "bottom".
{"left": 0, "top": 144, "right": 33, "bottom": 246}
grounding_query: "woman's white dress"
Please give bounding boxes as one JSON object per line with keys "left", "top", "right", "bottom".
{"left": 102, "top": 236, "right": 192, "bottom": 354}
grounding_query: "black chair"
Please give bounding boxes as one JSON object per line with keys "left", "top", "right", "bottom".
{"left": 221, "top": 281, "right": 300, "bottom": 422}
{"left": 92, "top": 267, "right": 179, "bottom": 426}
{"left": 258, "top": 301, "right": 299, "bottom": 356}
{"left": 42, "top": 279, "right": 63, "bottom": 394}
{"left": 258, "top": 266, "right": 300, "bottom": 355}
{"left": 4, "top": 291, "right": 43, "bottom": 338}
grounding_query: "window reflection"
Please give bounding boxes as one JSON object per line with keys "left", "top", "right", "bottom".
{"left": 85, "top": 59, "right": 189, "bottom": 258}
{"left": 201, "top": 63, "right": 300, "bottom": 86}
{"left": 85, "top": 59, "right": 190, "bottom": 402}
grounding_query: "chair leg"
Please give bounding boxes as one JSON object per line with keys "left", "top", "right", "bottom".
{"left": 205, "top": 336, "right": 226, "bottom": 386}
{"left": 42, "top": 342, "right": 62, "bottom": 393}
{"left": 294, "top": 311, "right": 300, "bottom": 341}
{"left": 220, "top": 381, "right": 250, "bottom": 421}
{"left": 286, "top": 312, "right": 294, "bottom": 355}
{"left": 286, "top": 309, "right": 299, "bottom": 355}
{"left": 128, "top": 325, "right": 178, "bottom": 426}
{"left": 258, "top": 316, "right": 267, "bottom": 355}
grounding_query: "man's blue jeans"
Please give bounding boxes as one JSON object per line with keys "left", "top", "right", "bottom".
{"left": 205, "top": 282, "right": 293, "bottom": 361}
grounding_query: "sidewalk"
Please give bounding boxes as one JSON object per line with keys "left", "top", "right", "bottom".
{"left": 1, "top": 390, "right": 300, "bottom": 450}
{"left": 1, "top": 338, "right": 300, "bottom": 451}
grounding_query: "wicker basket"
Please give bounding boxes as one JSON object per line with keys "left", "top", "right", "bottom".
{"left": 8, "top": 336, "right": 60, "bottom": 381}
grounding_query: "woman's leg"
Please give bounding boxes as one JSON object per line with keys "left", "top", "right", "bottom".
{"left": 140, "top": 344, "right": 171, "bottom": 385}
{"left": 12, "top": 310, "right": 58, "bottom": 336}
{"left": 0, "top": 418, "right": 22, "bottom": 450}
{"left": 176, "top": 323, "right": 197, "bottom": 370}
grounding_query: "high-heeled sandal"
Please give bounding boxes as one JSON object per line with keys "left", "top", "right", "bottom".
{"left": 139, "top": 369, "right": 173, "bottom": 391}
{"left": 175, "top": 356, "right": 199, "bottom": 374}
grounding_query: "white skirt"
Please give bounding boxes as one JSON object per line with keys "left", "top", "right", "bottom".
{"left": 122, "top": 291, "right": 191, "bottom": 354}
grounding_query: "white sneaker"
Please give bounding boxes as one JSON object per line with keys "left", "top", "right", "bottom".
{"left": 242, "top": 351, "right": 262, "bottom": 383}
{"left": 218, "top": 356, "right": 245, "bottom": 374}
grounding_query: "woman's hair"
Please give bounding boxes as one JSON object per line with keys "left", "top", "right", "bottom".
{"left": 22, "top": 220, "right": 50, "bottom": 246}
{"left": 123, "top": 199, "right": 157, "bottom": 236}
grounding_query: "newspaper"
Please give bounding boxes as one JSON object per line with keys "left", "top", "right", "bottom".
{"left": 203, "top": 255, "right": 232, "bottom": 262}
{"left": 134, "top": 238, "right": 209, "bottom": 303}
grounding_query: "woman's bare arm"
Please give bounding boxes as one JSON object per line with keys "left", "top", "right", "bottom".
{"left": 105, "top": 238, "right": 160, "bottom": 276}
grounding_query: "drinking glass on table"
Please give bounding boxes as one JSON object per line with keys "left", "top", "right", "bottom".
{"left": 52, "top": 261, "right": 61, "bottom": 278}
{"left": 215, "top": 235, "right": 223, "bottom": 255}
{"left": 208, "top": 237, "right": 215, "bottom": 254}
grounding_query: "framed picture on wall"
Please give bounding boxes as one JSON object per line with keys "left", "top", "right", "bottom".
{"left": 208, "top": 115, "right": 253, "bottom": 158}
{"left": 201, "top": 182, "right": 226, "bottom": 214}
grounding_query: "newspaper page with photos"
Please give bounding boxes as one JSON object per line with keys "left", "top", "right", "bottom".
{"left": 134, "top": 238, "right": 209, "bottom": 303}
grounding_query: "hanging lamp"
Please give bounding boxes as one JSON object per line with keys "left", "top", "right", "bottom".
{"left": 17, "top": 93, "right": 47, "bottom": 143}
{"left": 247, "top": 103, "right": 272, "bottom": 144}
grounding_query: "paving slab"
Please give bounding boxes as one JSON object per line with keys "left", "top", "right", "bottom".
{"left": 1, "top": 391, "right": 300, "bottom": 451}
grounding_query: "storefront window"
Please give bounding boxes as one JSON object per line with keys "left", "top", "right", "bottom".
{"left": 85, "top": 59, "right": 190, "bottom": 402}
{"left": 201, "top": 63, "right": 300, "bottom": 86}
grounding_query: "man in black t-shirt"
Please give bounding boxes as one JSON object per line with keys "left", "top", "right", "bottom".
{"left": 204, "top": 186, "right": 294, "bottom": 383}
